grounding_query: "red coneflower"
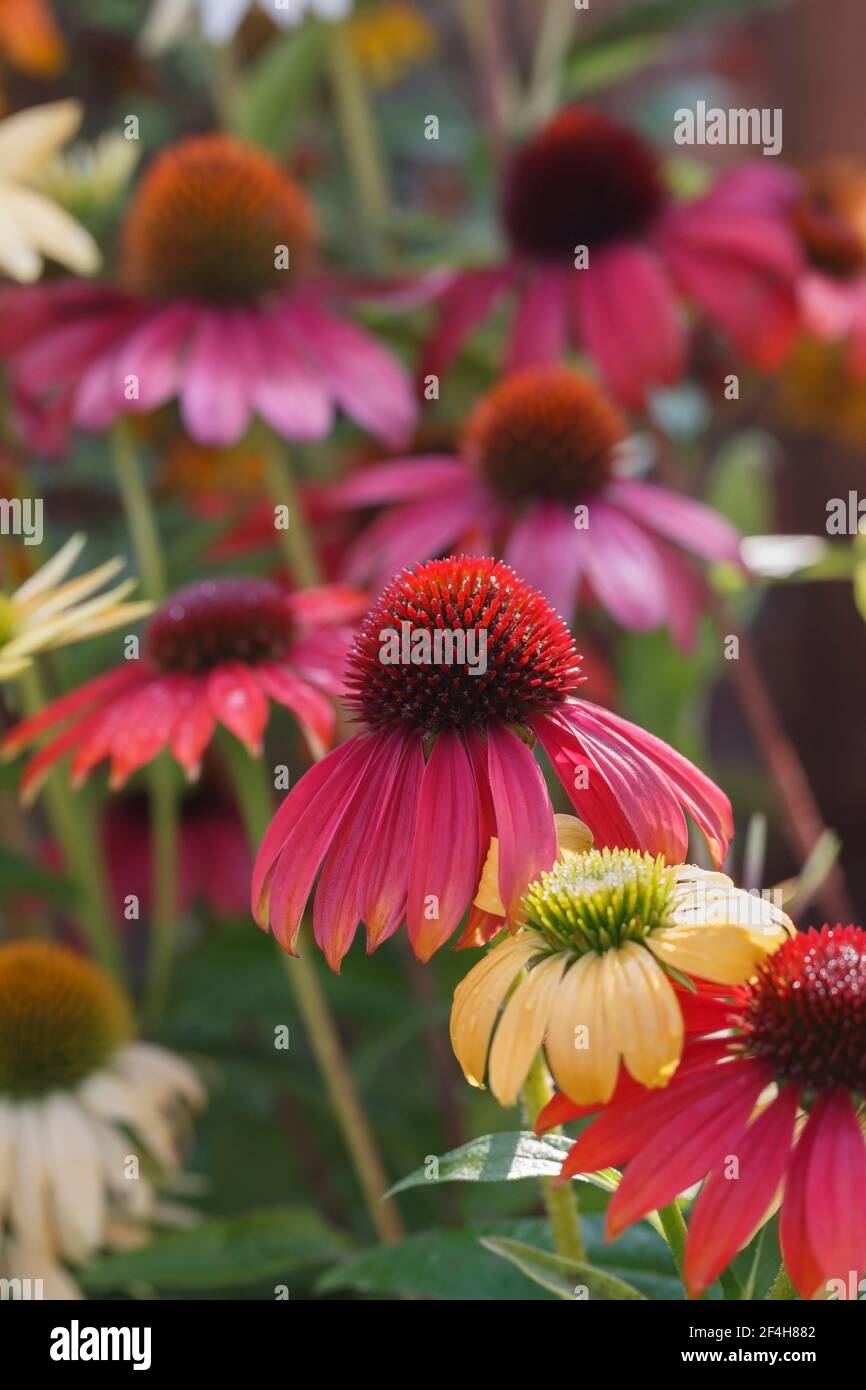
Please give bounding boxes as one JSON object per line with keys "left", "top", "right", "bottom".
{"left": 422, "top": 106, "right": 799, "bottom": 405}
{"left": 252, "top": 555, "right": 732, "bottom": 970}
{"left": 328, "top": 365, "right": 741, "bottom": 638}
{"left": 541, "top": 925, "right": 866, "bottom": 1300}
{"left": 3, "top": 575, "right": 363, "bottom": 801}
{"left": 0, "top": 133, "right": 415, "bottom": 450}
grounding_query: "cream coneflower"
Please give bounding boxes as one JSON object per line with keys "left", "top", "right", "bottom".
{"left": 0, "top": 100, "right": 99, "bottom": 283}
{"left": 141, "top": 0, "right": 353, "bottom": 52}
{"left": 0, "top": 941, "right": 204, "bottom": 1299}
{"left": 0, "top": 533, "right": 151, "bottom": 683}
{"left": 451, "top": 826, "right": 793, "bottom": 1108}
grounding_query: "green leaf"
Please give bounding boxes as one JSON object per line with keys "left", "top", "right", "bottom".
{"left": 232, "top": 24, "right": 327, "bottom": 155}
{"left": 387, "top": 1131, "right": 619, "bottom": 1197}
{"left": 81, "top": 1208, "right": 351, "bottom": 1293}
{"left": 0, "top": 849, "right": 77, "bottom": 904}
{"left": 481, "top": 1236, "right": 646, "bottom": 1300}
{"left": 568, "top": 34, "right": 664, "bottom": 96}
{"left": 318, "top": 1215, "right": 682, "bottom": 1301}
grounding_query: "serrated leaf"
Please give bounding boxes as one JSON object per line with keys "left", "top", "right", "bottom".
{"left": 387, "top": 1131, "right": 619, "bottom": 1197}
{"left": 481, "top": 1236, "right": 646, "bottom": 1300}
{"left": 81, "top": 1208, "right": 351, "bottom": 1293}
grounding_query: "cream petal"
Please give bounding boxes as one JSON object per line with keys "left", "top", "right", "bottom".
{"left": 43, "top": 1095, "right": 107, "bottom": 1263}
{"left": 0, "top": 101, "right": 83, "bottom": 179}
{"left": 0, "top": 184, "right": 100, "bottom": 275}
{"left": 544, "top": 953, "right": 618, "bottom": 1105}
{"left": 20, "top": 558, "right": 126, "bottom": 621}
{"left": 488, "top": 954, "right": 566, "bottom": 1107}
{"left": 649, "top": 923, "right": 777, "bottom": 986}
{"left": 0, "top": 195, "right": 42, "bottom": 281}
{"left": 12, "top": 534, "right": 86, "bottom": 603}
{"left": 78, "top": 1070, "right": 178, "bottom": 1171}
{"left": 0, "top": 1101, "right": 15, "bottom": 1227}
{"left": 9, "top": 1104, "right": 54, "bottom": 1251}
{"left": 5, "top": 1238, "right": 82, "bottom": 1300}
{"left": 116, "top": 1042, "right": 205, "bottom": 1110}
{"left": 604, "top": 943, "right": 683, "bottom": 1088}
{"left": 450, "top": 935, "right": 537, "bottom": 1087}
{"left": 553, "top": 814, "right": 594, "bottom": 857}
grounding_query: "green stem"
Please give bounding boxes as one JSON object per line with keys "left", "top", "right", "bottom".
{"left": 110, "top": 422, "right": 179, "bottom": 1028}
{"left": 140, "top": 754, "right": 179, "bottom": 1029}
{"left": 522, "top": 1051, "right": 585, "bottom": 1262}
{"left": 17, "top": 666, "right": 120, "bottom": 975}
{"left": 326, "top": 24, "right": 392, "bottom": 266}
{"left": 526, "top": 0, "right": 575, "bottom": 125}
{"left": 221, "top": 735, "right": 404, "bottom": 1246}
{"left": 657, "top": 1201, "right": 688, "bottom": 1280}
{"left": 259, "top": 434, "right": 321, "bottom": 587}
{"left": 110, "top": 422, "right": 167, "bottom": 603}
{"left": 767, "top": 1264, "right": 799, "bottom": 1300}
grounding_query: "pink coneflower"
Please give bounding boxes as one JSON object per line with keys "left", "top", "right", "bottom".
{"left": 252, "top": 556, "right": 732, "bottom": 970}
{"left": 791, "top": 162, "right": 866, "bottom": 376}
{"left": 422, "top": 107, "right": 799, "bottom": 405}
{"left": 329, "top": 366, "right": 741, "bottom": 640}
{"left": 3, "top": 575, "right": 360, "bottom": 801}
{"left": 0, "top": 133, "right": 415, "bottom": 450}
{"left": 540, "top": 925, "right": 866, "bottom": 1300}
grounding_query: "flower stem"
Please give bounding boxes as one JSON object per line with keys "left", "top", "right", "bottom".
{"left": 259, "top": 433, "right": 321, "bottom": 588}
{"left": 17, "top": 665, "right": 120, "bottom": 976}
{"left": 521, "top": 1051, "right": 585, "bottom": 1263}
{"left": 657, "top": 1200, "right": 688, "bottom": 1280}
{"left": 526, "top": 0, "right": 575, "bottom": 125}
{"left": 326, "top": 23, "right": 392, "bottom": 266}
{"left": 767, "top": 1264, "right": 798, "bottom": 1300}
{"left": 711, "top": 595, "right": 855, "bottom": 924}
{"left": 110, "top": 421, "right": 179, "bottom": 1028}
{"left": 110, "top": 422, "right": 167, "bottom": 603}
{"left": 221, "top": 734, "right": 404, "bottom": 1246}
{"left": 140, "top": 753, "right": 180, "bottom": 1029}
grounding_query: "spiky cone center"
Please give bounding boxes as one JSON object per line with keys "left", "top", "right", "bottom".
{"left": 736, "top": 924, "right": 866, "bottom": 1096}
{"left": 146, "top": 576, "right": 294, "bottom": 674}
{"left": 121, "top": 134, "right": 318, "bottom": 303}
{"left": 0, "top": 942, "right": 133, "bottom": 1099}
{"left": 502, "top": 106, "right": 665, "bottom": 261}
{"left": 462, "top": 366, "right": 627, "bottom": 505}
{"left": 522, "top": 848, "right": 679, "bottom": 957}
{"left": 794, "top": 164, "right": 866, "bottom": 280}
{"left": 343, "top": 555, "right": 583, "bottom": 735}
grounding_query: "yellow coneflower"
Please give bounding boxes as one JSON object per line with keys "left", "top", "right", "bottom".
{"left": 0, "top": 533, "right": 151, "bottom": 682}
{"left": 0, "top": 942, "right": 204, "bottom": 1299}
{"left": 347, "top": 2, "right": 437, "bottom": 88}
{"left": 0, "top": 100, "right": 100, "bottom": 282}
{"left": 451, "top": 819, "right": 793, "bottom": 1108}
{"left": 32, "top": 132, "right": 141, "bottom": 226}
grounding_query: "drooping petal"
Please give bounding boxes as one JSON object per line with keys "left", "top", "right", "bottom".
{"left": 486, "top": 722, "right": 557, "bottom": 921}
{"left": 488, "top": 954, "right": 567, "bottom": 1106}
{"left": 406, "top": 730, "right": 479, "bottom": 960}
{"left": 207, "top": 662, "right": 269, "bottom": 755}
{"left": 602, "top": 944, "right": 683, "bottom": 1090}
{"left": 503, "top": 501, "right": 584, "bottom": 623}
{"left": 360, "top": 731, "right": 425, "bottom": 950}
{"left": 255, "top": 661, "right": 335, "bottom": 760}
{"left": 799, "top": 1090, "right": 866, "bottom": 1298}
{"left": 506, "top": 268, "right": 568, "bottom": 371}
{"left": 582, "top": 498, "right": 670, "bottom": 631}
{"left": 179, "top": 308, "right": 253, "bottom": 445}
{"left": 450, "top": 935, "right": 538, "bottom": 1088}
{"left": 544, "top": 954, "right": 619, "bottom": 1105}
{"left": 260, "top": 734, "right": 380, "bottom": 952}
{"left": 685, "top": 1085, "right": 799, "bottom": 1297}
{"left": 421, "top": 266, "right": 515, "bottom": 382}
{"left": 607, "top": 479, "right": 742, "bottom": 565}
{"left": 329, "top": 456, "right": 467, "bottom": 509}
{"left": 572, "top": 241, "right": 685, "bottom": 406}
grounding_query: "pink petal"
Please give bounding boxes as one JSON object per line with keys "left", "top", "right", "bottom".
{"left": 421, "top": 265, "right": 514, "bottom": 382}
{"left": 169, "top": 684, "right": 217, "bottom": 779}
{"left": 406, "top": 730, "right": 479, "bottom": 960}
{"left": 361, "top": 731, "right": 425, "bottom": 950}
{"left": 207, "top": 662, "right": 269, "bottom": 755}
{"left": 486, "top": 721, "right": 557, "bottom": 919}
{"left": 255, "top": 661, "right": 335, "bottom": 760}
{"left": 251, "top": 310, "right": 333, "bottom": 440}
{"left": 503, "top": 502, "right": 583, "bottom": 622}
{"left": 506, "top": 268, "right": 568, "bottom": 371}
{"left": 294, "top": 296, "right": 416, "bottom": 448}
{"left": 261, "top": 733, "right": 379, "bottom": 952}
{"left": 114, "top": 302, "right": 196, "bottom": 413}
{"left": 341, "top": 487, "right": 484, "bottom": 588}
{"left": 179, "top": 309, "right": 253, "bottom": 445}
{"left": 329, "top": 456, "right": 466, "bottom": 509}
{"left": 607, "top": 478, "right": 742, "bottom": 564}
{"left": 684, "top": 1084, "right": 798, "bottom": 1296}
{"left": 107, "top": 676, "right": 184, "bottom": 787}
{"left": 530, "top": 709, "right": 636, "bottom": 852}
{"left": 572, "top": 242, "right": 685, "bottom": 406}
{"left": 802, "top": 1090, "right": 866, "bottom": 1296}
{"left": 582, "top": 498, "right": 670, "bottom": 631}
